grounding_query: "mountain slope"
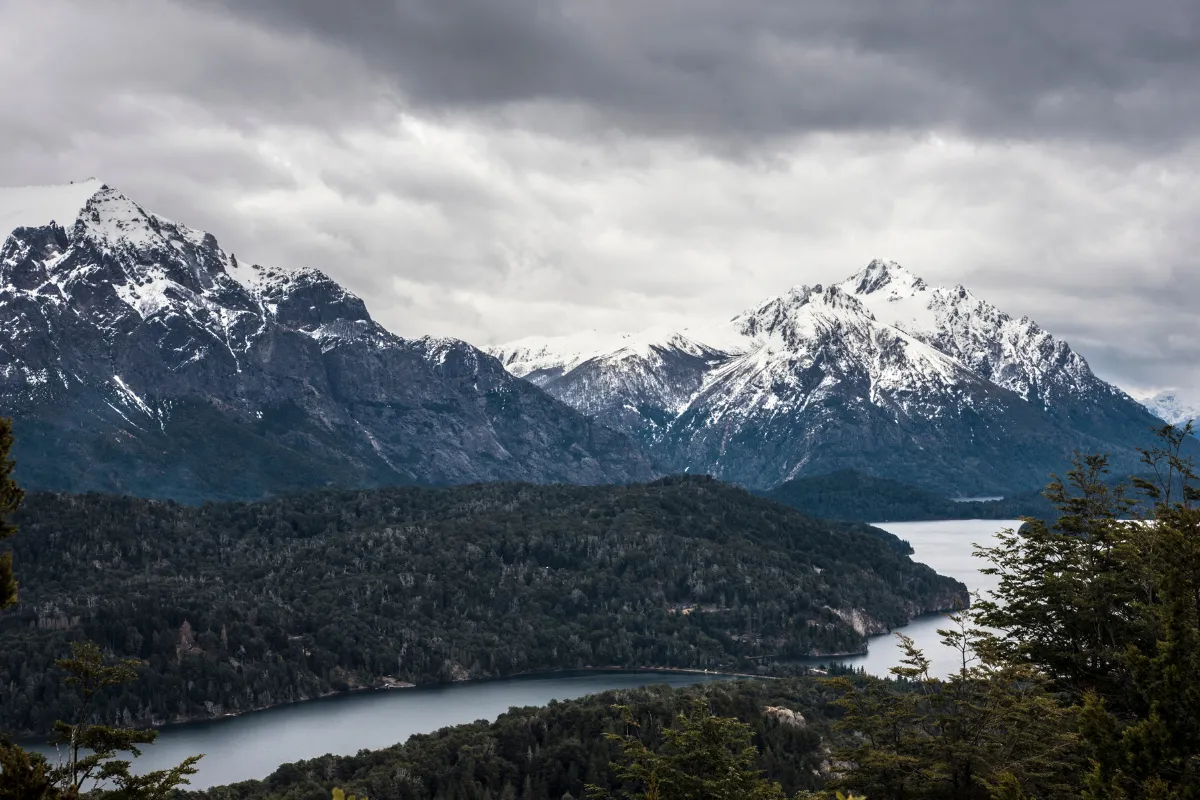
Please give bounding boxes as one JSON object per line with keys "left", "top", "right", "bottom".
{"left": 494, "top": 260, "right": 1169, "bottom": 494}
{"left": 494, "top": 327, "right": 731, "bottom": 443}
{"left": 0, "top": 180, "right": 654, "bottom": 501}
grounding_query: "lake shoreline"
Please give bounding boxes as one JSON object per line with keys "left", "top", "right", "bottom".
{"left": 16, "top": 628, "right": 944, "bottom": 740}
{"left": 22, "top": 520, "right": 1005, "bottom": 791}
{"left": 16, "top": 665, "right": 771, "bottom": 743}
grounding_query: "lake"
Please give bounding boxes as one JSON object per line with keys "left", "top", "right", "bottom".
{"left": 812, "top": 518, "right": 1012, "bottom": 677}
{"left": 25, "top": 518, "right": 1015, "bottom": 790}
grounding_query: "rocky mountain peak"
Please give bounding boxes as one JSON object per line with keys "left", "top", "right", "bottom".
{"left": 494, "top": 258, "right": 1169, "bottom": 494}
{"left": 845, "top": 258, "right": 927, "bottom": 296}
{"left": 0, "top": 180, "right": 655, "bottom": 501}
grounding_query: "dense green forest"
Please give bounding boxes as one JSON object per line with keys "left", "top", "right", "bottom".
{"left": 0, "top": 476, "right": 962, "bottom": 737}
{"left": 763, "top": 470, "right": 1057, "bottom": 522}
{"left": 189, "top": 678, "right": 840, "bottom": 800}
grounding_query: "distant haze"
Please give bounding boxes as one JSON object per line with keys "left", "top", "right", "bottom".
{"left": 1, "top": 1, "right": 1197, "bottom": 400}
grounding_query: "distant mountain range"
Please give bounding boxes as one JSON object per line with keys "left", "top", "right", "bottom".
{"left": 492, "top": 260, "right": 1175, "bottom": 495}
{"left": 0, "top": 180, "right": 653, "bottom": 501}
{"left": 1133, "top": 389, "right": 1199, "bottom": 428}
{"left": 1, "top": 180, "right": 1183, "bottom": 501}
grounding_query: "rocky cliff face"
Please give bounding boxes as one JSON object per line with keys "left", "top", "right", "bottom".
{"left": 492, "top": 260, "right": 1171, "bottom": 494}
{"left": 0, "top": 180, "right": 654, "bottom": 502}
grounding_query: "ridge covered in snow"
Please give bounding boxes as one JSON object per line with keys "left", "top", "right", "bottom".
{"left": 0, "top": 179, "right": 104, "bottom": 236}
{"left": 1134, "top": 390, "right": 1200, "bottom": 427}
{"left": 493, "top": 259, "right": 1168, "bottom": 492}
{"left": 0, "top": 180, "right": 654, "bottom": 500}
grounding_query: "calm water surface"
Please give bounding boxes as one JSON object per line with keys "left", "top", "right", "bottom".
{"left": 26, "top": 518, "right": 1014, "bottom": 789}
{"left": 26, "top": 671, "right": 732, "bottom": 790}
{"left": 811, "top": 519, "right": 1013, "bottom": 677}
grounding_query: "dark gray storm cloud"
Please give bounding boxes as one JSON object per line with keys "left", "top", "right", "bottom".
{"left": 213, "top": 0, "right": 1200, "bottom": 147}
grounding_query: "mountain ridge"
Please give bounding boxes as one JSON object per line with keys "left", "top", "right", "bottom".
{"left": 1134, "top": 389, "right": 1199, "bottom": 428}
{"left": 491, "top": 259, "right": 1171, "bottom": 494}
{"left": 0, "top": 180, "right": 655, "bottom": 502}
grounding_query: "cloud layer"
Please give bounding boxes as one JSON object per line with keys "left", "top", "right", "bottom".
{"left": 1, "top": 0, "right": 1197, "bottom": 395}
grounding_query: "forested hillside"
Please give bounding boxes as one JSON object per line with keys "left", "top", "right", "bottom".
{"left": 0, "top": 477, "right": 963, "bottom": 736}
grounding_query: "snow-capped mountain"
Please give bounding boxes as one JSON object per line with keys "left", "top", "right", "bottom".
{"left": 0, "top": 180, "right": 653, "bottom": 501}
{"left": 1134, "top": 390, "right": 1199, "bottom": 427}
{"left": 494, "top": 328, "right": 732, "bottom": 440}
{"left": 492, "top": 260, "right": 1169, "bottom": 494}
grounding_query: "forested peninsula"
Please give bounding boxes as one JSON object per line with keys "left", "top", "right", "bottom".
{"left": 0, "top": 476, "right": 963, "bottom": 736}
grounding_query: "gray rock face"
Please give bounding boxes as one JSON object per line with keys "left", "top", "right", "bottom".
{"left": 0, "top": 181, "right": 654, "bottom": 502}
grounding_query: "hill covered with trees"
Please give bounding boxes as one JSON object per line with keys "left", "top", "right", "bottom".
{"left": 0, "top": 476, "right": 963, "bottom": 736}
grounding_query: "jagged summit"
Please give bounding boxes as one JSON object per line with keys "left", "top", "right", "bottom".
{"left": 1134, "top": 390, "right": 1199, "bottom": 427}
{"left": 0, "top": 182, "right": 654, "bottom": 501}
{"left": 842, "top": 258, "right": 927, "bottom": 296}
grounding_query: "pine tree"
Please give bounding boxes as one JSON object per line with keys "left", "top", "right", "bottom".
{"left": 588, "top": 699, "right": 788, "bottom": 800}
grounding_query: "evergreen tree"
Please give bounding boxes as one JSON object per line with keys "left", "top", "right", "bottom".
{"left": 44, "top": 642, "right": 202, "bottom": 798}
{"left": 970, "top": 424, "right": 1200, "bottom": 798}
{"left": 973, "top": 452, "right": 1144, "bottom": 706}
{"left": 824, "top": 616, "right": 1078, "bottom": 800}
{"left": 1077, "top": 423, "right": 1200, "bottom": 799}
{"left": 589, "top": 699, "right": 789, "bottom": 800}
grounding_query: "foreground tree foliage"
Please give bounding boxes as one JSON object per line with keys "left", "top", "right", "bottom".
{"left": 589, "top": 698, "right": 790, "bottom": 800}
{"left": 825, "top": 620, "right": 1079, "bottom": 800}
{"left": 0, "top": 418, "right": 202, "bottom": 799}
{"left": 822, "top": 423, "right": 1200, "bottom": 800}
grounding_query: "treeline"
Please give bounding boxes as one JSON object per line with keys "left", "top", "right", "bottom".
{"left": 0, "top": 476, "right": 963, "bottom": 736}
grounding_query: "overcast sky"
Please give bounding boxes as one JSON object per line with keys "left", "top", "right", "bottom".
{"left": 2, "top": 0, "right": 1197, "bottom": 396}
